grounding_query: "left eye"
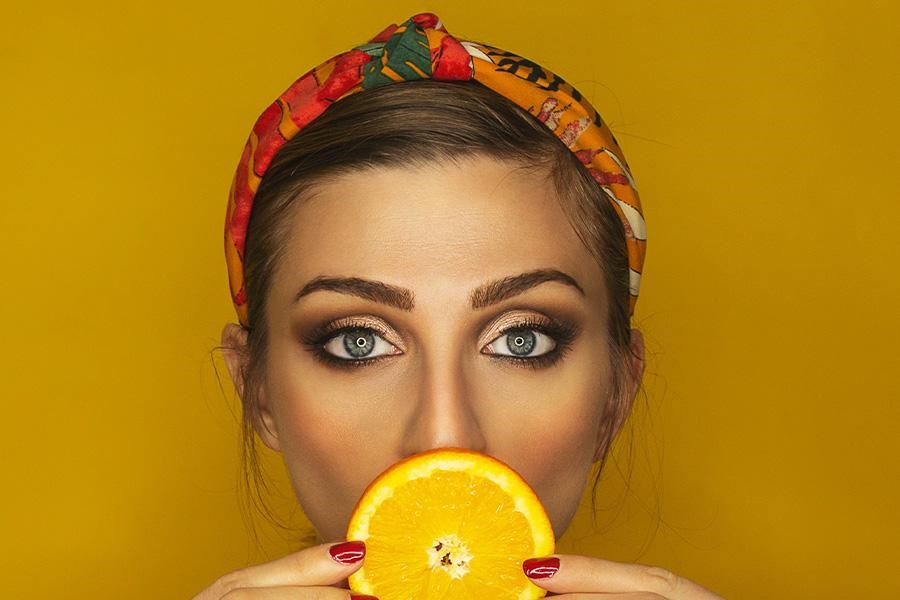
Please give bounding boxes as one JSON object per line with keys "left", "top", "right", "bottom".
{"left": 322, "top": 327, "right": 400, "bottom": 360}
{"left": 483, "top": 327, "right": 557, "bottom": 358}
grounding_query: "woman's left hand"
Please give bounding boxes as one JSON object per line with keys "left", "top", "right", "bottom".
{"left": 522, "top": 554, "right": 725, "bottom": 599}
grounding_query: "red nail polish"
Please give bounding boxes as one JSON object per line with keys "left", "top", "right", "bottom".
{"left": 350, "top": 595, "right": 378, "bottom": 599}
{"left": 329, "top": 540, "right": 366, "bottom": 564}
{"left": 523, "top": 556, "right": 560, "bottom": 579}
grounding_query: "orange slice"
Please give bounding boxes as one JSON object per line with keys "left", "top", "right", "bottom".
{"left": 346, "top": 448, "right": 555, "bottom": 599}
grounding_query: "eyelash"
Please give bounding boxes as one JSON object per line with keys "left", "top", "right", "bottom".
{"left": 300, "top": 317, "right": 579, "bottom": 371}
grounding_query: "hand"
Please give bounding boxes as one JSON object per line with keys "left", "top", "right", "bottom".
{"left": 523, "top": 554, "right": 725, "bottom": 599}
{"left": 191, "top": 540, "right": 376, "bottom": 599}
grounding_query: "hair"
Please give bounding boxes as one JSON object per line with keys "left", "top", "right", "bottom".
{"left": 221, "top": 79, "right": 642, "bottom": 540}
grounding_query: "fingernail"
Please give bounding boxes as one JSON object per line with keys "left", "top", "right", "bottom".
{"left": 350, "top": 595, "right": 378, "bottom": 599}
{"left": 329, "top": 540, "right": 366, "bottom": 564}
{"left": 523, "top": 556, "right": 560, "bottom": 579}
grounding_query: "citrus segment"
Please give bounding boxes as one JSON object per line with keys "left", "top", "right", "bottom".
{"left": 347, "top": 448, "right": 555, "bottom": 599}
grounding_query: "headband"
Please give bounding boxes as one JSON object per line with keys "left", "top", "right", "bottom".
{"left": 225, "top": 12, "right": 646, "bottom": 327}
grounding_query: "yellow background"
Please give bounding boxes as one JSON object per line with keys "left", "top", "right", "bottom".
{"left": 2, "top": 1, "right": 898, "bottom": 597}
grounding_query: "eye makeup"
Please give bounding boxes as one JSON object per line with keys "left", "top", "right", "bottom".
{"left": 299, "top": 315, "right": 402, "bottom": 370}
{"left": 298, "top": 310, "right": 581, "bottom": 371}
{"left": 481, "top": 314, "right": 579, "bottom": 370}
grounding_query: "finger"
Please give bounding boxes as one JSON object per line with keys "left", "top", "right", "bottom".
{"left": 219, "top": 586, "right": 374, "bottom": 599}
{"left": 206, "top": 541, "right": 367, "bottom": 597}
{"left": 523, "top": 554, "right": 722, "bottom": 599}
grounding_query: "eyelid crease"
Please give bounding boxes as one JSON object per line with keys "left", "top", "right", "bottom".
{"left": 302, "top": 310, "right": 576, "bottom": 351}
{"left": 300, "top": 315, "right": 406, "bottom": 352}
{"left": 478, "top": 310, "right": 568, "bottom": 348}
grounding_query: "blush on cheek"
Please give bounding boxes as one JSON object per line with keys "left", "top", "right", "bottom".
{"left": 508, "top": 407, "right": 600, "bottom": 535}
{"left": 282, "top": 437, "right": 365, "bottom": 538}
{"left": 270, "top": 394, "right": 363, "bottom": 524}
{"left": 272, "top": 382, "right": 407, "bottom": 539}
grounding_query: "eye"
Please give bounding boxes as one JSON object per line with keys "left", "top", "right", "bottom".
{"left": 322, "top": 327, "right": 401, "bottom": 361}
{"left": 483, "top": 326, "right": 557, "bottom": 358}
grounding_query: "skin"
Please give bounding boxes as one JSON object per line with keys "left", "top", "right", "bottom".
{"left": 198, "top": 156, "right": 722, "bottom": 599}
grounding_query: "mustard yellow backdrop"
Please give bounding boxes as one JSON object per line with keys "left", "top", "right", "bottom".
{"left": 2, "top": 1, "right": 898, "bottom": 597}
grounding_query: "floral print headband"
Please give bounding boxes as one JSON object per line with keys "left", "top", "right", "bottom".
{"left": 225, "top": 12, "right": 646, "bottom": 327}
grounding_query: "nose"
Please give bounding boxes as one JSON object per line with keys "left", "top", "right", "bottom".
{"left": 400, "top": 354, "right": 488, "bottom": 457}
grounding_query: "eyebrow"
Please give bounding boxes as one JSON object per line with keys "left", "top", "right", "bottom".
{"left": 293, "top": 268, "right": 584, "bottom": 311}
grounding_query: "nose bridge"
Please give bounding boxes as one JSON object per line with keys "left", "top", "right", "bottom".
{"left": 401, "top": 343, "right": 488, "bottom": 457}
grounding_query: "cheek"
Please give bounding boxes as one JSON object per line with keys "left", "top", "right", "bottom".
{"left": 262, "top": 346, "right": 420, "bottom": 538}
{"left": 514, "top": 401, "right": 601, "bottom": 534}
{"left": 269, "top": 382, "right": 359, "bottom": 522}
{"left": 521, "top": 405, "right": 599, "bottom": 466}
{"left": 261, "top": 353, "right": 386, "bottom": 535}
{"left": 483, "top": 361, "right": 610, "bottom": 536}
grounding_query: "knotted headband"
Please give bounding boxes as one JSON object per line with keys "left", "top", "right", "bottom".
{"left": 225, "top": 12, "right": 646, "bottom": 327}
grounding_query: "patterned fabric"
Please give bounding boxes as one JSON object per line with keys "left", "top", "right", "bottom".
{"left": 225, "top": 12, "right": 646, "bottom": 327}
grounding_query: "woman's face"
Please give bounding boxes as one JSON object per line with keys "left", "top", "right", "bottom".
{"left": 225, "top": 155, "right": 642, "bottom": 543}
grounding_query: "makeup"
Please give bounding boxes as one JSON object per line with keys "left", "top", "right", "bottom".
{"left": 299, "top": 309, "right": 580, "bottom": 371}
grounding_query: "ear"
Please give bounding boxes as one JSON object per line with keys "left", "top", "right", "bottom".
{"left": 594, "top": 329, "right": 646, "bottom": 462}
{"left": 220, "top": 323, "right": 282, "bottom": 452}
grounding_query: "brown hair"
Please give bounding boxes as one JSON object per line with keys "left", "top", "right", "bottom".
{"left": 223, "top": 79, "right": 640, "bottom": 537}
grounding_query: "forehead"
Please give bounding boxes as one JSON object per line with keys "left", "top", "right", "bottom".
{"left": 270, "top": 156, "right": 606, "bottom": 306}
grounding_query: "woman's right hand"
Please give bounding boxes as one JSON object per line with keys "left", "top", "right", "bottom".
{"left": 191, "top": 540, "right": 376, "bottom": 599}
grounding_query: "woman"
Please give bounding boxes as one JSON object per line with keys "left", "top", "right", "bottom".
{"left": 196, "top": 13, "right": 723, "bottom": 599}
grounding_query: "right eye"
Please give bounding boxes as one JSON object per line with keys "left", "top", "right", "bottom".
{"left": 322, "top": 327, "right": 402, "bottom": 361}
